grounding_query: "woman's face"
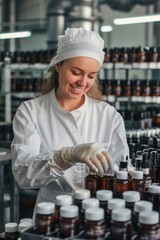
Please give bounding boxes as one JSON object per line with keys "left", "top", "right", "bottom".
{"left": 56, "top": 57, "right": 100, "bottom": 102}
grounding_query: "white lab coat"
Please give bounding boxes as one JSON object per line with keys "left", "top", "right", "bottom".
{"left": 11, "top": 88, "right": 129, "bottom": 205}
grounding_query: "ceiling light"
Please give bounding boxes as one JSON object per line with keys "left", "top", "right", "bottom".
{"left": 0, "top": 31, "right": 32, "bottom": 39}
{"left": 113, "top": 14, "right": 160, "bottom": 25}
{"left": 101, "top": 25, "right": 113, "bottom": 32}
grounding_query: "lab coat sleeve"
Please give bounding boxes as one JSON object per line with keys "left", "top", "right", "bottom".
{"left": 107, "top": 112, "right": 129, "bottom": 166}
{"left": 11, "top": 104, "right": 64, "bottom": 189}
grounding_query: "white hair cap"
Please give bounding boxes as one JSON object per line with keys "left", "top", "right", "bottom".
{"left": 48, "top": 27, "right": 105, "bottom": 70}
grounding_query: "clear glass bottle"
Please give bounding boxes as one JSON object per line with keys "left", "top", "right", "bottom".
{"left": 138, "top": 210, "right": 160, "bottom": 239}
{"left": 35, "top": 202, "right": 56, "bottom": 234}
{"left": 110, "top": 208, "right": 132, "bottom": 240}
{"left": 84, "top": 207, "right": 106, "bottom": 239}
{"left": 59, "top": 205, "right": 80, "bottom": 238}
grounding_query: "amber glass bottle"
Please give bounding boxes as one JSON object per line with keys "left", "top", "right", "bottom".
{"left": 85, "top": 172, "right": 100, "bottom": 197}
{"left": 114, "top": 171, "right": 129, "bottom": 198}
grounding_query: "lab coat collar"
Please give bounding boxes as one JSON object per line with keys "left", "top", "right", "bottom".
{"left": 49, "top": 88, "right": 88, "bottom": 114}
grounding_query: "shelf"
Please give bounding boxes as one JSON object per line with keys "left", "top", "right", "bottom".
{"left": 102, "top": 62, "right": 160, "bottom": 69}
{"left": 102, "top": 95, "right": 160, "bottom": 103}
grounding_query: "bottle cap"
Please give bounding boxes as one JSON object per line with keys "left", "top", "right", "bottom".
{"left": 19, "top": 222, "right": 33, "bottom": 231}
{"left": 132, "top": 171, "right": 143, "bottom": 179}
{"left": 5, "top": 222, "right": 18, "bottom": 233}
{"left": 56, "top": 195, "right": 73, "bottom": 206}
{"left": 60, "top": 205, "right": 79, "bottom": 218}
{"left": 148, "top": 185, "right": 160, "bottom": 194}
{"left": 108, "top": 198, "right": 125, "bottom": 210}
{"left": 96, "top": 190, "right": 113, "bottom": 201}
{"left": 112, "top": 208, "right": 131, "bottom": 222}
{"left": 123, "top": 191, "right": 140, "bottom": 202}
{"left": 85, "top": 207, "right": 104, "bottom": 221}
{"left": 139, "top": 211, "right": 159, "bottom": 225}
{"left": 134, "top": 200, "right": 153, "bottom": 213}
{"left": 36, "top": 202, "right": 55, "bottom": 215}
{"left": 82, "top": 198, "right": 99, "bottom": 210}
{"left": 20, "top": 218, "right": 33, "bottom": 224}
{"left": 116, "top": 171, "right": 128, "bottom": 180}
{"left": 74, "top": 189, "right": 90, "bottom": 200}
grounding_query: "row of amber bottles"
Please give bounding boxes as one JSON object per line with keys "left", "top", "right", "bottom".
{"left": 32, "top": 189, "right": 160, "bottom": 239}
{"left": 104, "top": 46, "right": 160, "bottom": 63}
{"left": 99, "top": 79, "right": 160, "bottom": 97}
{"left": 85, "top": 151, "right": 160, "bottom": 199}
{"left": 0, "top": 49, "right": 56, "bottom": 64}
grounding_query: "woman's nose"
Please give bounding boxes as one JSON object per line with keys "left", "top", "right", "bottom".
{"left": 77, "top": 75, "right": 87, "bottom": 86}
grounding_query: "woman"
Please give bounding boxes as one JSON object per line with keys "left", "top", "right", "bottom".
{"left": 11, "top": 27, "right": 129, "bottom": 207}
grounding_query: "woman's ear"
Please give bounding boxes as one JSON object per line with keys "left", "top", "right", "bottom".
{"left": 55, "top": 64, "right": 59, "bottom": 73}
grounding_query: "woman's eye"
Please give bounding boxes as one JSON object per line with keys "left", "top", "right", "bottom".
{"left": 72, "top": 71, "right": 81, "bottom": 75}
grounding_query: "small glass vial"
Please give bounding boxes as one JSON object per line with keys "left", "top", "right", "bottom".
{"left": 85, "top": 172, "right": 100, "bottom": 197}
{"left": 5, "top": 222, "right": 19, "bottom": 240}
{"left": 84, "top": 207, "right": 106, "bottom": 239}
{"left": 145, "top": 185, "right": 160, "bottom": 212}
{"left": 138, "top": 210, "right": 160, "bottom": 239}
{"left": 123, "top": 191, "right": 141, "bottom": 212}
{"left": 133, "top": 200, "right": 153, "bottom": 231}
{"left": 81, "top": 198, "right": 99, "bottom": 227}
{"left": 55, "top": 194, "right": 73, "bottom": 222}
{"left": 106, "top": 198, "right": 126, "bottom": 228}
{"left": 114, "top": 171, "right": 129, "bottom": 198}
{"left": 130, "top": 171, "right": 144, "bottom": 198}
{"left": 59, "top": 205, "right": 80, "bottom": 238}
{"left": 35, "top": 202, "right": 56, "bottom": 234}
{"left": 110, "top": 208, "right": 132, "bottom": 240}
{"left": 74, "top": 189, "right": 91, "bottom": 213}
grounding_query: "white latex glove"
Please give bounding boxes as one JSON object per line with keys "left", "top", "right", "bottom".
{"left": 50, "top": 143, "right": 113, "bottom": 176}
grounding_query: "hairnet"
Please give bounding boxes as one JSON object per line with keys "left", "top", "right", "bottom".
{"left": 48, "top": 27, "right": 105, "bottom": 70}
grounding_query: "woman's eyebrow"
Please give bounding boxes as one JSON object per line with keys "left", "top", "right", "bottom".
{"left": 72, "top": 67, "right": 98, "bottom": 74}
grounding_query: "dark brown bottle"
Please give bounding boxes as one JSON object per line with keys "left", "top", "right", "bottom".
{"left": 114, "top": 171, "right": 129, "bottom": 198}
{"left": 4, "top": 223, "right": 19, "bottom": 240}
{"left": 133, "top": 200, "right": 153, "bottom": 232}
{"left": 110, "top": 208, "right": 132, "bottom": 240}
{"left": 123, "top": 190, "right": 141, "bottom": 212}
{"left": 59, "top": 205, "right": 80, "bottom": 238}
{"left": 145, "top": 185, "right": 160, "bottom": 213}
{"left": 81, "top": 198, "right": 99, "bottom": 227}
{"left": 84, "top": 207, "right": 106, "bottom": 239}
{"left": 55, "top": 194, "right": 73, "bottom": 223}
{"left": 74, "top": 189, "right": 91, "bottom": 213}
{"left": 35, "top": 202, "right": 56, "bottom": 234}
{"left": 138, "top": 210, "right": 160, "bottom": 239}
{"left": 100, "top": 172, "right": 115, "bottom": 191}
{"left": 130, "top": 171, "right": 144, "bottom": 198}
{"left": 106, "top": 198, "right": 125, "bottom": 228}
{"left": 85, "top": 172, "right": 100, "bottom": 197}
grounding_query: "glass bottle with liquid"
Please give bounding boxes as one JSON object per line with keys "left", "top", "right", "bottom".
{"left": 110, "top": 208, "right": 132, "bottom": 240}
{"left": 138, "top": 210, "right": 160, "bottom": 239}
{"left": 85, "top": 172, "right": 100, "bottom": 197}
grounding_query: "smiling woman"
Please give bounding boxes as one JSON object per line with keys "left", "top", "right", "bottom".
{"left": 11, "top": 27, "right": 129, "bottom": 221}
